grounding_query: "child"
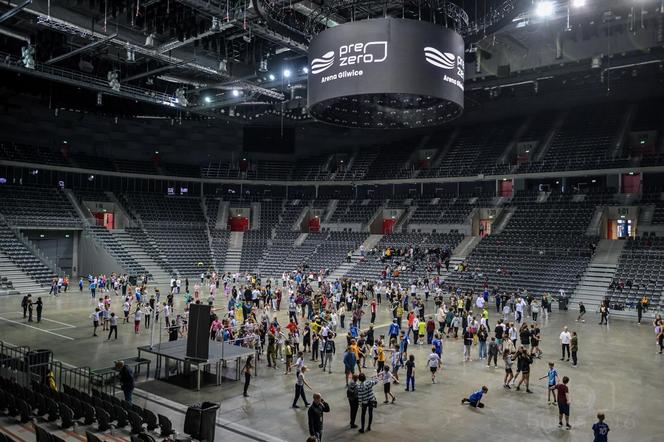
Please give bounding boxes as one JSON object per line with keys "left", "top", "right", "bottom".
{"left": 284, "top": 341, "right": 294, "bottom": 375}
{"left": 461, "top": 386, "right": 488, "bottom": 408}
{"left": 427, "top": 347, "right": 441, "bottom": 383}
{"left": 380, "top": 365, "right": 398, "bottom": 404}
{"left": 592, "top": 412, "right": 610, "bottom": 442}
{"left": 539, "top": 362, "right": 559, "bottom": 405}
{"left": 503, "top": 349, "right": 514, "bottom": 389}
{"left": 417, "top": 318, "right": 426, "bottom": 345}
{"left": 404, "top": 354, "right": 415, "bottom": 391}
{"left": 555, "top": 376, "right": 571, "bottom": 429}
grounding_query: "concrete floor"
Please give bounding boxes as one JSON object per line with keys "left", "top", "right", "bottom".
{"left": 1, "top": 286, "right": 662, "bottom": 442}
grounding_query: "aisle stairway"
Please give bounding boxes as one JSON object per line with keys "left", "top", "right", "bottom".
{"left": 0, "top": 252, "right": 49, "bottom": 296}
{"left": 327, "top": 234, "right": 383, "bottom": 280}
{"left": 111, "top": 229, "right": 172, "bottom": 285}
{"left": 224, "top": 232, "right": 243, "bottom": 274}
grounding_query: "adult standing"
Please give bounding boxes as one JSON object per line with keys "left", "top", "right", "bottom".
{"left": 35, "top": 297, "right": 43, "bottom": 323}
{"left": 357, "top": 373, "right": 378, "bottom": 433}
{"left": 307, "top": 393, "right": 330, "bottom": 441}
{"left": 559, "top": 326, "right": 571, "bottom": 362}
{"left": 347, "top": 374, "right": 359, "bottom": 428}
{"left": 243, "top": 355, "right": 253, "bottom": 397}
{"left": 570, "top": 331, "right": 578, "bottom": 367}
{"left": 117, "top": 361, "right": 135, "bottom": 403}
{"left": 21, "top": 294, "right": 30, "bottom": 319}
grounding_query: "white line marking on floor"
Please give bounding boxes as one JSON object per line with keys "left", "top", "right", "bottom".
{"left": 0, "top": 316, "right": 75, "bottom": 340}
{"left": 9, "top": 312, "right": 76, "bottom": 328}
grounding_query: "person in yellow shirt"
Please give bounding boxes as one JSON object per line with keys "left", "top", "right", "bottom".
{"left": 376, "top": 343, "right": 386, "bottom": 373}
{"left": 349, "top": 339, "right": 363, "bottom": 373}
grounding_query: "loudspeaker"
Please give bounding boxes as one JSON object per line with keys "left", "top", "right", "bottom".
{"left": 186, "top": 304, "right": 212, "bottom": 361}
{"left": 497, "top": 64, "right": 511, "bottom": 78}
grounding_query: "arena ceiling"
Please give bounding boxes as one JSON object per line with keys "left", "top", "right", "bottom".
{"left": 0, "top": 0, "right": 662, "bottom": 123}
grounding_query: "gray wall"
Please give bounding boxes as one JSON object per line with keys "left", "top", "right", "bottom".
{"left": 77, "top": 232, "right": 123, "bottom": 277}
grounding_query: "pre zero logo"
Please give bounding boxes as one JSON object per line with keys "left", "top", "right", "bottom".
{"left": 311, "top": 51, "right": 335, "bottom": 74}
{"left": 424, "top": 46, "right": 464, "bottom": 79}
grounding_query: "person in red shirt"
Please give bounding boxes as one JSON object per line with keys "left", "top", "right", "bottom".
{"left": 286, "top": 319, "right": 298, "bottom": 334}
{"left": 555, "top": 376, "right": 571, "bottom": 429}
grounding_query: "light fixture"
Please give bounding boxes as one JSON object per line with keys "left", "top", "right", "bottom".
{"left": 571, "top": 0, "right": 585, "bottom": 7}
{"left": 591, "top": 179, "right": 596, "bottom": 183}
{"left": 154, "top": 150, "right": 159, "bottom": 154}
{"left": 525, "top": 149, "right": 530, "bottom": 153}
{"left": 555, "top": 180, "right": 560, "bottom": 184}
{"left": 232, "top": 89, "right": 240, "bottom": 97}
{"left": 268, "top": 74, "right": 276, "bottom": 81}
{"left": 283, "top": 69, "right": 291, "bottom": 78}
{"left": 259, "top": 59, "right": 268, "bottom": 72}
{"left": 21, "top": 45, "right": 35, "bottom": 69}
{"left": 88, "top": 175, "right": 95, "bottom": 181}
{"left": 204, "top": 96, "right": 212, "bottom": 103}
{"left": 302, "top": 67, "right": 309, "bottom": 74}
{"left": 502, "top": 178, "right": 508, "bottom": 181}
{"left": 535, "top": 1, "right": 555, "bottom": 17}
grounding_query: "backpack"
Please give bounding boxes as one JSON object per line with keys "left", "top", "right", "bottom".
{"left": 346, "top": 382, "right": 358, "bottom": 400}
{"left": 324, "top": 340, "right": 334, "bottom": 353}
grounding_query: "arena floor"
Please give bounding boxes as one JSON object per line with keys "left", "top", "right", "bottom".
{"left": 0, "top": 285, "right": 661, "bottom": 442}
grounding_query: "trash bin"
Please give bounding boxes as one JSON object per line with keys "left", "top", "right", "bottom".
{"left": 558, "top": 297, "right": 568, "bottom": 311}
{"left": 184, "top": 402, "right": 219, "bottom": 442}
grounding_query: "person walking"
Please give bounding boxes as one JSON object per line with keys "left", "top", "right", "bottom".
{"left": 343, "top": 345, "right": 357, "bottom": 386}
{"left": 91, "top": 308, "right": 101, "bottom": 337}
{"left": 503, "top": 349, "right": 515, "bottom": 389}
{"left": 576, "top": 302, "right": 586, "bottom": 323}
{"left": 357, "top": 372, "right": 378, "bottom": 433}
{"left": 134, "top": 305, "right": 142, "bottom": 334}
{"left": 540, "top": 362, "right": 559, "bottom": 405}
{"left": 292, "top": 366, "right": 312, "bottom": 408}
{"left": 307, "top": 393, "right": 330, "bottom": 441}
{"left": 27, "top": 297, "right": 34, "bottom": 322}
{"left": 404, "top": 354, "right": 415, "bottom": 391}
{"left": 487, "top": 337, "right": 499, "bottom": 367}
{"left": 461, "top": 386, "right": 488, "bottom": 408}
{"left": 321, "top": 336, "right": 335, "bottom": 373}
{"left": 514, "top": 347, "right": 533, "bottom": 393}
{"left": 346, "top": 374, "right": 359, "bottom": 428}
{"left": 555, "top": 376, "right": 571, "bottom": 429}
{"left": 427, "top": 347, "right": 441, "bottom": 383}
{"left": 243, "top": 355, "right": 253, "bottom": 397}
{"left": 107, "top": 312, "right": 118, "bottom": 340}
{"left": 560, "top": 326, "right": 571, "bottom": 362}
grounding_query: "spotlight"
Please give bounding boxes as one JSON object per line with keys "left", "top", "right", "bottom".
{"left": 283, "top": 69, "right": 291, "bottom": 78}
{"left": 535, "top": 1, "right": 555, "bottom": 17}
{"left": 232, "top": 89, "right": 240, "bottom": 97}
{"left": 88, "top": 175, "right": 95, "bottom": 181}
{"left": 204, "top": 96, "right": 212, "bottom": 103}
{"left": 268, "top": 74, "right": 276, "bottom": 81}
{"left": 21, "top": 45, "right": 35, "bottom": 69}
{"left": 107, "top": 71, "right": 120, "bottom": 91}
{"left": 571, "top": 0, "right": 585, "bottom": 7}
{"left": 259, "top": 59, "right": 268, "bottom": 72}
{"left": 302, "top": 67, "right": 309, "bottom": 74}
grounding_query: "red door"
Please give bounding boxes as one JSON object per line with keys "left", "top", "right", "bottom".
{"left": 382, "top": 219, "right": 396, "bottom": 234}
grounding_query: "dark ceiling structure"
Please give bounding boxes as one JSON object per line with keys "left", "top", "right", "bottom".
{"left": 0, "top": 0, "right": 662, "bottom": 125}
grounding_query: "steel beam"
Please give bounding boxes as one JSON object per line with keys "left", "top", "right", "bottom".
{"left": 121, "top": 60, "right": 192, "bottom": 82}
{"left": 45, "top": 33, "right": 117, "bottom": 65}
{"left": 0, "top": 0, "right": 31, "bottom": 23}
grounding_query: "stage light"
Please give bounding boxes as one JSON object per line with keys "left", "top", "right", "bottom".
{"left": 571, "top": 0, "right": 585, "bottom": 7}
{"left": 204, "top": 96, "right": 212, "bottom": 103}
{"left": 535, "top": 1, "right": 555, "bottom": 17}
{"left": 302, "top": 67, "right": 309, "bottom": 74}
{"left": 283, "top": 69, "right": 291, "bottom": 78}
{"left": 232, "top": 89, "right": 240, "bottom": 97}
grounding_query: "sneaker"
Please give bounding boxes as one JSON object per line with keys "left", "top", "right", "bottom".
{"left": 566, "top": 424, "right": 571, "bottom": 430}
{"left": 515, "top": 387, "right": 521, "bottom": 391}
{"left": 304, "top": 403, "right": 311, "bottom": 407}
{"left": 359, "top": 429, "right": 365, "bottom": 434}
{"left": 526, "top": 389, "right": 533, "bottom": 394}
{"left": 383, "top": 400, "right": 389, "bottom": 404}
{"left": 558, "top": 422, "right": 563, "bottom": 428}
{"left": 350, "top": 424, "right": 358, "bottom": 429}
{"left": 292, "top": 405, "right": 299, "bottom": 408}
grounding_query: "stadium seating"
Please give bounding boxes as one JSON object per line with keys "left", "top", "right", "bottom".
{"left": 0, "top": 185, "right": 81, "bottom": 228}
{"left": 0, "top": 219, "right": 55, "bottom": 286}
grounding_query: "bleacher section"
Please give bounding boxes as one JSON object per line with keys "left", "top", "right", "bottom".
{"left": 0, "top": 186, "right": 81, "bottom": 228}
{"left": 0, "top": 219, "right": 55, "bottom": 287}
{"left": 447, "top": 192, "right": 598, "bottom": 296}
{"left": 608, "top": 236, "right": 664, "bottom": 309}
{"left": 346, "top": 232, "right": 464, "bottom": 281}
{"left": 120, "top": 194, "right": 211, "bottom": 277}
{"left": 87, "top": 226, "right": 150, "bottom": 278}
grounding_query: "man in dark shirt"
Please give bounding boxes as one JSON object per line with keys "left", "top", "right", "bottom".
{"left": 116, "top": 361, "right": 135, "bottom": 403}
{"left": 308, "top": 393, "right": 330, "bottom": 441}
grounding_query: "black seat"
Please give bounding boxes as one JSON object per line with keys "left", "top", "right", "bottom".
{"left": 157, "top": 414, "right": 175, "bottom": 437}
{"left": 45, "top": 397, "right": 59, "bottom": 422}
{"left": 127, "top": 410, "right": 144, "bottom": 434}
{"left": 113, "top": 405, "right": 128, "bottom": 428}
{"left": 34, "top": 424, "right": 53, "bottom": 442}
{"left": 16, "top": 398, "right": 31, "bottom": 423}
{"left": 94, "top": 407, "right": 111, "bottom": 432}
{"left": 85, "top": 431, "right": 103, "bottom": 442}
{"left": 80, "top": 401, "right": 96, "bottom": 425}
{"left": 59, "top": 403, "right": 74, "bottom": 429}
{"left": 141, "top": 408, "right": 158, "bottom": 431}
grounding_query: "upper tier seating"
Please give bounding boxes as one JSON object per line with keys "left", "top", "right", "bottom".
{"left": 0, "top": 185, "right": 82, "bottom": 228}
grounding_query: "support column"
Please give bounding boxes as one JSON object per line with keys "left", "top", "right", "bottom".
{"left": 72, "top": 230, "right": 80, "bottom": 279}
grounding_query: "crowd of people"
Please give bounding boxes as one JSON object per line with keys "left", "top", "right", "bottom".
{"left": 24, "top": 262, "right": 658, "bottom": 442}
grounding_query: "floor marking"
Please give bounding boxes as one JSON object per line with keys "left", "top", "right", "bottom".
{"left": 0, "top": 315, "right": 75, "bottom": 340}
{"left": 9, "top": 312, "right": 77, "bottom": 328}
